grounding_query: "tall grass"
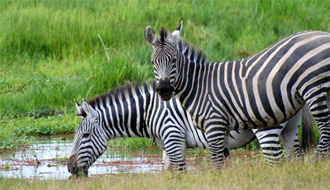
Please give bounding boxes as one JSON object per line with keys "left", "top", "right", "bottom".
{"left": 1, "top": 0, "right": 329, "bottom": 115}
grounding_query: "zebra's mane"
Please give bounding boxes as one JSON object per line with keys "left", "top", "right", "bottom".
{"left": 176, "top": 40, "right": 208, "bottom": 65}
{"left": 78, "top": 81, "right": 156, "bottom": 117}
{"left": 160, "top": 26, "right": 169, "bottom": 42}
{"left": 159, "top": 27, "right": 208, "bottom": 64}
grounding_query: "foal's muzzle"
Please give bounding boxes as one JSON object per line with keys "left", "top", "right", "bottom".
{"left": 156, "top": 78, "right": 174, "bottom": 101}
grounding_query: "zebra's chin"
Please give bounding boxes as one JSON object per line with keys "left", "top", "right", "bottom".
{"left": 69, "top": 164, "right": 89, "bottom": 177}
{"left": 157, "top": 87, "right": 174, "bottom": 101}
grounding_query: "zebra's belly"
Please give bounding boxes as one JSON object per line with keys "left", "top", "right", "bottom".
{"left": 234, "top": 103, "right": 304, "bottom": 130}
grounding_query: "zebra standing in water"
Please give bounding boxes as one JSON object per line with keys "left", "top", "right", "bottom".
{"left": 67, "top": 81, "right": 256, "bottom": 175}
{"left": 145, "top": 22, "right": 329, "bottom": 168}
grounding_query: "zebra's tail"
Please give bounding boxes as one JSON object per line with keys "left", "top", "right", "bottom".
{"left": 301, "top": 104, "right": 316, "bottom": 151}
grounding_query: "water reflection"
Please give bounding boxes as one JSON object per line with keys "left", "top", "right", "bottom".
{"left": 0, "top": 138, "right": 163, "bottom": 179}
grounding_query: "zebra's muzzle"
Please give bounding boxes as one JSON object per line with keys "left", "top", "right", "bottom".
{"left": 156, "top": 78, "right": 174, "bottom": 101}
{"left": 67, "top": 155, "right": 89, "bottom": 176}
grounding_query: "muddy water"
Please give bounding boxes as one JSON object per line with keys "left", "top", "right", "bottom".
{"left": 0, "top": 138, "right": 163, "bottom": 179}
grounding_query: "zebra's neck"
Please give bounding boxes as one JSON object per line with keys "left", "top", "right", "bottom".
{"left": 173, "top": 53, "right": 207, "bottom": 112}
{"left": 89, "top": 82, "right": 155, "bottom": 140}
{"left": 172, "top": 39, "right": 210, "bottom": 113}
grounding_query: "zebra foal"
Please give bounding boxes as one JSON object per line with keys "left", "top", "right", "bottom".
{"left": 145, "top": 22, "right": 329, "bottom": 168}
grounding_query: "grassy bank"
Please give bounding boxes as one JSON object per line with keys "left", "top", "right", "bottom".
{"left": 1, "top": 156, "right": 329, "bottom": 189}
{"left": 0, "top": 1, "right": 329, "bottom": 151}
{"left": 0, "top": 114, "right": 77, "bottom": 151}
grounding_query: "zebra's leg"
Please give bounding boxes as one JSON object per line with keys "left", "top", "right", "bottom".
{"left": 252, "top": 126, "right": 285, "bottom": 164}
{"left": 280, "top": 109, "right": 304, "bottom": 160}
{"left": 205, "top": 125, "right": 228, "bottom": 169}
{"left": 162, "top": 150, "right": 172, "bottom": 170}
{"left": 163, "top": 134, "right": 187, "bottom": 171}
{"left": 305, "top": 96, "right": 330, "bottom": 160}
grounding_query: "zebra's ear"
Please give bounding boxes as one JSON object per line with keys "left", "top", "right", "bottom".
{"left": 82, "top": 99, "right": 98, "bottom": 120}
{"left": 145, "top": 26, "right": 159, "bottom": 46}
{"left": 74, "top": 100, "right": 86, "bottom": 118}
{"left": 169, "top": 21, "right": 182, "bottom": 44}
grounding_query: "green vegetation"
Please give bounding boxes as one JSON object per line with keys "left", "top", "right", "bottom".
{"left": 0, "top": 114, "right": 78, "bottom": 151}
{"left": 0, "top": 0, "right": 329, "bottom": 155}
{"left": 1, "top": 0, "right": 329, "bottom": 115}
{"left": 107, "top": 137, "right": 157, "bottom": 149}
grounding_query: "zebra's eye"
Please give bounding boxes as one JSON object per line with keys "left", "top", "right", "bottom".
{"left": 172, "top": 58, "right": 177, "bottom": 63}
{"left": 82, "top": 133, "right": 90, "bottom": 138}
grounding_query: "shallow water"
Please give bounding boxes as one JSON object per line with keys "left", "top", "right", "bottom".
{"left": 0, "top": 138, "right": 163, "bottom": 179}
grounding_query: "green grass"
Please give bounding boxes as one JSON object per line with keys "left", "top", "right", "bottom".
{"left": 1, "top": 0, "right": 329, "bottom": 115}
{"left": 0, "top": 0, "right": 329, "bottom": 154}
{"left": 1, "top": 156, "right": 330, "bottom": 189}
{"left": 107, "top": 137, "right": 157, "bottom": 149}
{"left": 0, "top": 114, "right": 78, "bottom": 151}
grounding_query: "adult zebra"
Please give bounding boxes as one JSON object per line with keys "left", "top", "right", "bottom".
{"left": 67, "top": 80, "right": 312, "bottom": 175}
{"left": 161, "top": 28, "right": 313, "bottom": 163}
{"left": 144, "top": 22, "right": 329, "bottom": 168}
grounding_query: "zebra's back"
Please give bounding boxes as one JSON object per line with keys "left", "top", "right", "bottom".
{"left": 206, "top": 31, "right": 330, "bottom": 129}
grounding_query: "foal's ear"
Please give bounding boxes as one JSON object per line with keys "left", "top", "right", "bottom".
{"left": 82, "top": 99, "right": 98, "bottom": 120}
{"left": 169, "top": 21, "right": 182, "bottom": 44}
{"left": 145, "top": 26, "right": 159, "bottom": 46}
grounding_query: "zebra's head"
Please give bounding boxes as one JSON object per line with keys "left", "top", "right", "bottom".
{"left": 67, "top": 100, "right": 108, "bottom": 176}
{"left": 145, "top": 22, "right": 183, "bottom": 101}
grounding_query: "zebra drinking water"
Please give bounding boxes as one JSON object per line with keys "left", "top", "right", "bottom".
{"left": 144, "top": 22, "right": 329, "bottom": 168}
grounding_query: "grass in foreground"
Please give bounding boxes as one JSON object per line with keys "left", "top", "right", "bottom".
{"left": 0, "top": 155, "right": 329, "bottom": 190}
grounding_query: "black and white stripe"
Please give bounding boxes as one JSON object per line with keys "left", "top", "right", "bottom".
{"left": 145, "top": 23, "right": 328, "bottom": 167}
